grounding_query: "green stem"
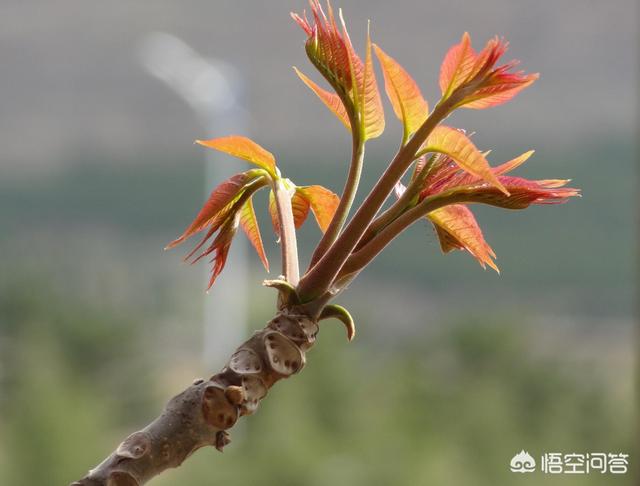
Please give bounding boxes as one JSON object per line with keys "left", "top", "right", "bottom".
{"left": 297, "top": 96, "right": 459, "bottom": 301}
{"left": 309, "top": 138, "right": 365, "bottom": 267}
{"left": 307, "top": 81, "right": 363, "bottom": 268}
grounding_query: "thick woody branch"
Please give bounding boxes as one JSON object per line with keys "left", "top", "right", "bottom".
{"left": 72, "top": 308, "right": 321, "bottom": 486}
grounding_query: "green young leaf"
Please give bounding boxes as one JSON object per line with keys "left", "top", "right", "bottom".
{"left": 319, "top": 304, "right": 356, "bottom": 341}
{"left": 263, "top": 279, "right": 300, "bottom": 306}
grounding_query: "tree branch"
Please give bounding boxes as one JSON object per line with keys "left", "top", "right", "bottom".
{"left": 72, "top": 308, "right": 322, "bottom": 486}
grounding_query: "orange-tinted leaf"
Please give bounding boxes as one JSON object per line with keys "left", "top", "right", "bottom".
{"left": 439, "top": 34, "right": 538, "bottom": 109}
{"left": 196, "top": 136, "right": 277, "bottom": 176}
{"left": 358, "top": 25, "right": 385, "bottom": 140}
{"left": 239, "top": 198, "right": 269, "bottom": 272}
{"left": 373, "top": 44, "right": 429, "bottom": 136}
{"left": 268, "top": 189, "right": 280, "bottom": 235}
{"left": 438, "top": 150, "right": 535, "bottom": 190}
{"left": 427, "top": 205, "right": 498, "bottom": 273}
{"left": 538, "top": 179, "right": 573, "bottom": 189}
{"left": 268, "top": 180, "right": 309, "bottom": 237}
{"left": 166, "top": 171, "right": 255, "bottom": 250}
{"left": 494, "top": 150, "right": 535, "bottom": 175}
{"left": 462, "top": 71, "right": 539, "bottom": 109}
{"left": 424, "top": 126, "right": 508, "bottom": 194}
{"left": 291, "top": 189, "right": 311, "bottom": 229}
{"left": 269, "top": 184, "right": 337, "bottom": 234}
{"left": 439, "top": 32, "right": 476, "bottom": 97}
{"left": 298, "top": 185, "right": 340, "bottom": 232}
{"left": 294, "top": 67, "right": 351, "bottom": 131}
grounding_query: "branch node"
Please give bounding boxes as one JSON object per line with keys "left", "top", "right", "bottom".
{"left": 214, "top": 431, "right": 232, "bottom": 452}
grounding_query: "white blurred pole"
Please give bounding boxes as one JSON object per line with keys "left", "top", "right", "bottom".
{"left": 138, "top": 33, "right": 248, "bottom": 370}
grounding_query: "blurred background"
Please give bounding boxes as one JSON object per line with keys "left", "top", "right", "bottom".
{"left": 0, "top": 1, "right": 636, "bottom": 485}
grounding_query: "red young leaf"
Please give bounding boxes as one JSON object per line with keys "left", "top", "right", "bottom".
{"left": 293, "top": 2, "right": 384, "bottom": 140}
{"left": 439, "top": 32, "right": 477, "bottom": 97}
{"left": 405, "top": 145, "right": 579, "bottom": 272}
{"left": 418, "top": 147, "right": 579, "bottom": 210}
{"left": 298, "top": 185, "right": 340, "bottom": 232}
{"left": 439, "top": 33, "right": 538, "bottom": 109}
{"left": 183, "top": 211, "right": 240, "bottom": 290}
{"left": 294, "top": 67, "right": 351, "bottom": 131}
{"left": 183, "top": 206, "right": 236, "bottom": 263}
{"left": 292, "top": 0, "right": 353, "bottom": 90}
{"left": 239, "top": 198, "right": 269, "bottom": 272}
{"left": 427, "top": 205, "right": 498, "bottom": 273}
{"left": 460, "top": 176, "right": 580, "bottom": 209}
{"left": 424, "top": 126, "right": 508, "bottom": 194}
{"left": 432, "top": 150, "right": 535, "bottom": 191}
{"left": 373, "top": 44, "right": 429, "bottom": 137}
{"left": 165, "top": 171, "right": 256, "bottom": 250}
{"left": 202, "top": 214, "right": 239, "bottom": 290}
{"left": 462, "top": 71, "right": 538, "bottom": 109}
{"left": 196, "top": 136, "right": 277, "bottom": 176}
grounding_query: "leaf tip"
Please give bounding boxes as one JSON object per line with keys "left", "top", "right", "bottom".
{"left": 494, "top": 178, "right": 510, "bottom": 196}
{"left": 347, "top": 326, "right": 355, "bottom": 342}
{"left": 318, "top": 304, "right": 355, "bottom": 342}
{"left": 164, "top": 238, "right": 182, "bottom": 251}
{"left": 487, "top": 259, "right": 500, "bottom": 274}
